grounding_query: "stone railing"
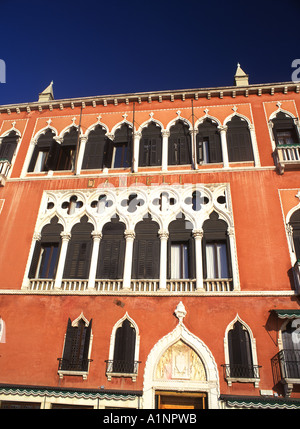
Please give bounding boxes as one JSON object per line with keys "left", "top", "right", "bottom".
{"left": 274, "top": 144, "right": 300, "bottom": 174}
{"left": 29, "top": 277, "right": 233, "bottom": 292}
{"left": 0, "top": 159, "right": 11, "bottom": 186}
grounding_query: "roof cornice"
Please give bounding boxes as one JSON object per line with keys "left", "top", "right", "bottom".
{"left": 1, "top": 81, "right": 299, "bottom": 114}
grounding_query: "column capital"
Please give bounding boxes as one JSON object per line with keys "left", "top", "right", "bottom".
{"left": 60, "top": 232, "right": 71, "bottom": 241}
{"left": 192, "top": 229, "right": 203, "bottom": 239}
{"left": 92, "top": 231, "right": 102, "bottom": 240}
{"left": 124, "top": 230, "right": 135, "bottom": 240}
{"left": 217, "top": 125, "right": 228, "bottom": 133}
{"left": 158, "top": 230, "right": 169, "bottom": 240}
{"left": 33, "top": 232, "right": 42, "bottom": 241}
{"left": 227, "top": 226, "right": 235, "bottom": 237}
{"left": 162, "top": 130, "right": 170, "bottom": 138}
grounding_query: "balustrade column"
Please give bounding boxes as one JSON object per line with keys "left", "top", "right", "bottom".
{"left": 193, "top": 229, "right": 204, "bottom": 291}
{"left": 54, "top": 232, "right": 71, "bottom": 290}
{"left": 122, "top": 230, "right": 135, "bottom": 290}
{"left": 158, "top": 231, "right": 169, "bottom": 290}
{"left": 88, "top": 232, "right": 102, "bottom": 289}
{"left": 218, "top": 126, "right": 229, "bottom": 168}
{"left": 161, "top": 130, "right": 170, "bottom": 172}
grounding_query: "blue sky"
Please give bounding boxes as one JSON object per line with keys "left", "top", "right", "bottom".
{"left": 0, "top": 0, "right": 299, "bottom": 105}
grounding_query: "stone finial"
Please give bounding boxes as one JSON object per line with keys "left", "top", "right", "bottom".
{"left": 174, "top": 301, "right": 187, "bottom": 323}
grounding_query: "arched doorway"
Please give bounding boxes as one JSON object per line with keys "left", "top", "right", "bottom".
{"left": 143, "top": 302, "right": 220, "bottom": 409}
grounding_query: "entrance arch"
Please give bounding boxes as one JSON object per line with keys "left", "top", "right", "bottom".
{"left": 142, "top": 302, "right": 220, "bottom": 409}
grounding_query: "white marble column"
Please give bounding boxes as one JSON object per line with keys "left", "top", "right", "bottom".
{"left": 54, "top": 232, "right": 71, "bottom": 290}
{"left": 158, "top": 231, "right": 169, "bottom": 290}
{"left": 75, "top": 136, "right": 88, "bottom": 175}
{"left": 133, "top": 131, "right": 142, "bottom": 173}
{"left": 249, "top": 124, "right": 261, "bottom": 167}
{"left": 88, "top": 232, "right": 102, "bottom": 289}
{"left": 122, "top": 230, "right": 135, "bottom": 290}
{"left": 193, "top": 229, "right": 204, "bottom": 291}
{"left": 161, "top": 130, "right": 170, "bottom": 172}
{"left": 218, "top": 125, "right": 229, "bottom": 168}
{"left": 227, "top": 227, "right": 239, "bottom": 291}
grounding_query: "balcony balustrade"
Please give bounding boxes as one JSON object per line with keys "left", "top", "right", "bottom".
{"left": 29, "top": 277, "right": 233, "bottom": 292}
{"left": 292, "top": 261, "right": 300, "bottom": 295}
{"left": 0, "top": 159, "right": 11, "bottom": 186}
{"left": 105, "top": 359, "right": 141, "bottom": 381}
{"left": 271, "top": 349, "right": 300, "bottom": 397}
{"left": 222, "top": 364, "right": 261, "bottom": 387}
{"left": 274, "top": 144, "right": 300, "bottom": 174}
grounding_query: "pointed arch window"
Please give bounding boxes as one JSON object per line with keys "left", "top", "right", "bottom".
{"left": 196, "top": 119, "right": 222, "bottom": 164}
{"left": 28, "top": 129, "right": 56, "bottom": 172}
{"left": 168, "top": 216, "right": 195, "bottom": 279}
{"left": 106, "top": 317, "right": 140, "bottom": 380}
{"left": 28, "top": 217, "right": 63, "bottom": 280}
{"left": 105, "top": 124, "right": 132, "bottom": 168}
{"left": 271, "top": 112, "right": 300, "bottom": 147}
{"left": 58, "top": 316, "right": 93, "bottom": 378}
{"left": 63, "top": 216, "right": 93, "bottom": 279}
{"left": 168, "top": 121, "right": 192, "bottom": 165}
{"left": 226, "top": 116, "right": 254, "bottom": 162}
{"left": 82, "top": 124, "right": 108, "bottom": 170}
{"left": 56, "top": 126, "right": 78, "bottom": 170}
{"left": 223, "top": 319, "right": 260, "bottom": 385}
{"left": 139, "top": 122, "right": 162, "bottom": 167}
{"left": 202, "top": 212, "right": 231, "bottom": 281}
{"left": 0, "top": 130, "right": 19, "bottom": 163}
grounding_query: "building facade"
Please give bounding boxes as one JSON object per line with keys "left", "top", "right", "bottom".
{"left": 0, "top": 65, "right": 300, "bottom": 409}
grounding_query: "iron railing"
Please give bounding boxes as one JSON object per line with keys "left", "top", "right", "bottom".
{"left": 105, "top": 359, "right": 140, "bottom": 375}
{"left": 57, "top": 358, "right": 93, "bottom": 372}
{"left": 222, "top": 364, "right": 261, "bottom": 379}
{"left": 271, "top": 349, "right": 300, "bottom": 385}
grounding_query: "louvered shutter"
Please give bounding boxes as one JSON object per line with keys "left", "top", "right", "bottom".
{"left": 208, "top": 133, "right": 222, "bottom": 163}
{"left": 227, "top": 123, "right": 253, "bottom": 162}
{"left": 64, "top": 240, "right": 92, "bottom": 279}
{"left": 0, "top": 136, "right": 17, "bottom": 162}
{"left": 45, "top": 140, "right": 60, "bottom": 170}
{"left": 139, "top": 138, "right": 149, "bottom": 167}
{"left": 28, "top": 241, "right": 42, "bottom": 278}
{"left": 82, "top": 319, "right": 92, "bottom": 371}
{"left": 61, "top": 318, "right": 75, "bottom": 370}
{"left": 113, "top": 319, "right": 136, "bottom": 373}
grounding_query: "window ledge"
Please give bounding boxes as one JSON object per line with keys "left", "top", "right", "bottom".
{"left": 225, "top": 376, "right": 260, "bottom": 388}
{"left": 106, "top": 371, "right": 138, "bottom": 382}
{"left": 57, "top": 370, "right": 88, "bottom": 380}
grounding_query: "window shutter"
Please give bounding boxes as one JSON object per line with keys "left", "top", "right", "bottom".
{"left": 227, "top": 121, "right": 253, "bottom": 162}
{"left": 208, "top": 133, "right": 222, "bottom": 163}
{"left": 61, "top": 318, "right": 75, "bottom": 370}
{"left": 28, "top": 146, "right": 39, "bottom": 172}
{"left": 45, "top": 140, "right": 60, "bottom": 170}
{"left": 64, "top": 240, "right": 92, "bottom": 279}
{"left": 28, "top": 241, "right": 42, "bottom": 278}
{"left": 0, "top": 138, "right": 17, "bottom": 162}
{"left": 82, "top": 319, "right": 92, "bottom": 371}
{"left": 113, "top": 319, "right": 136, "bottom": 372}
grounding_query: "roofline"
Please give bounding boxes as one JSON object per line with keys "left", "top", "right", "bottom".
{"left": 1, "top": 81, "right": 299, "bottom": 114}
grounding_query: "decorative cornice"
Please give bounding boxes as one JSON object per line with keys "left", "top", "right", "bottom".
{"left": 1, "top": 82, "right": 299, "bottom": 115}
